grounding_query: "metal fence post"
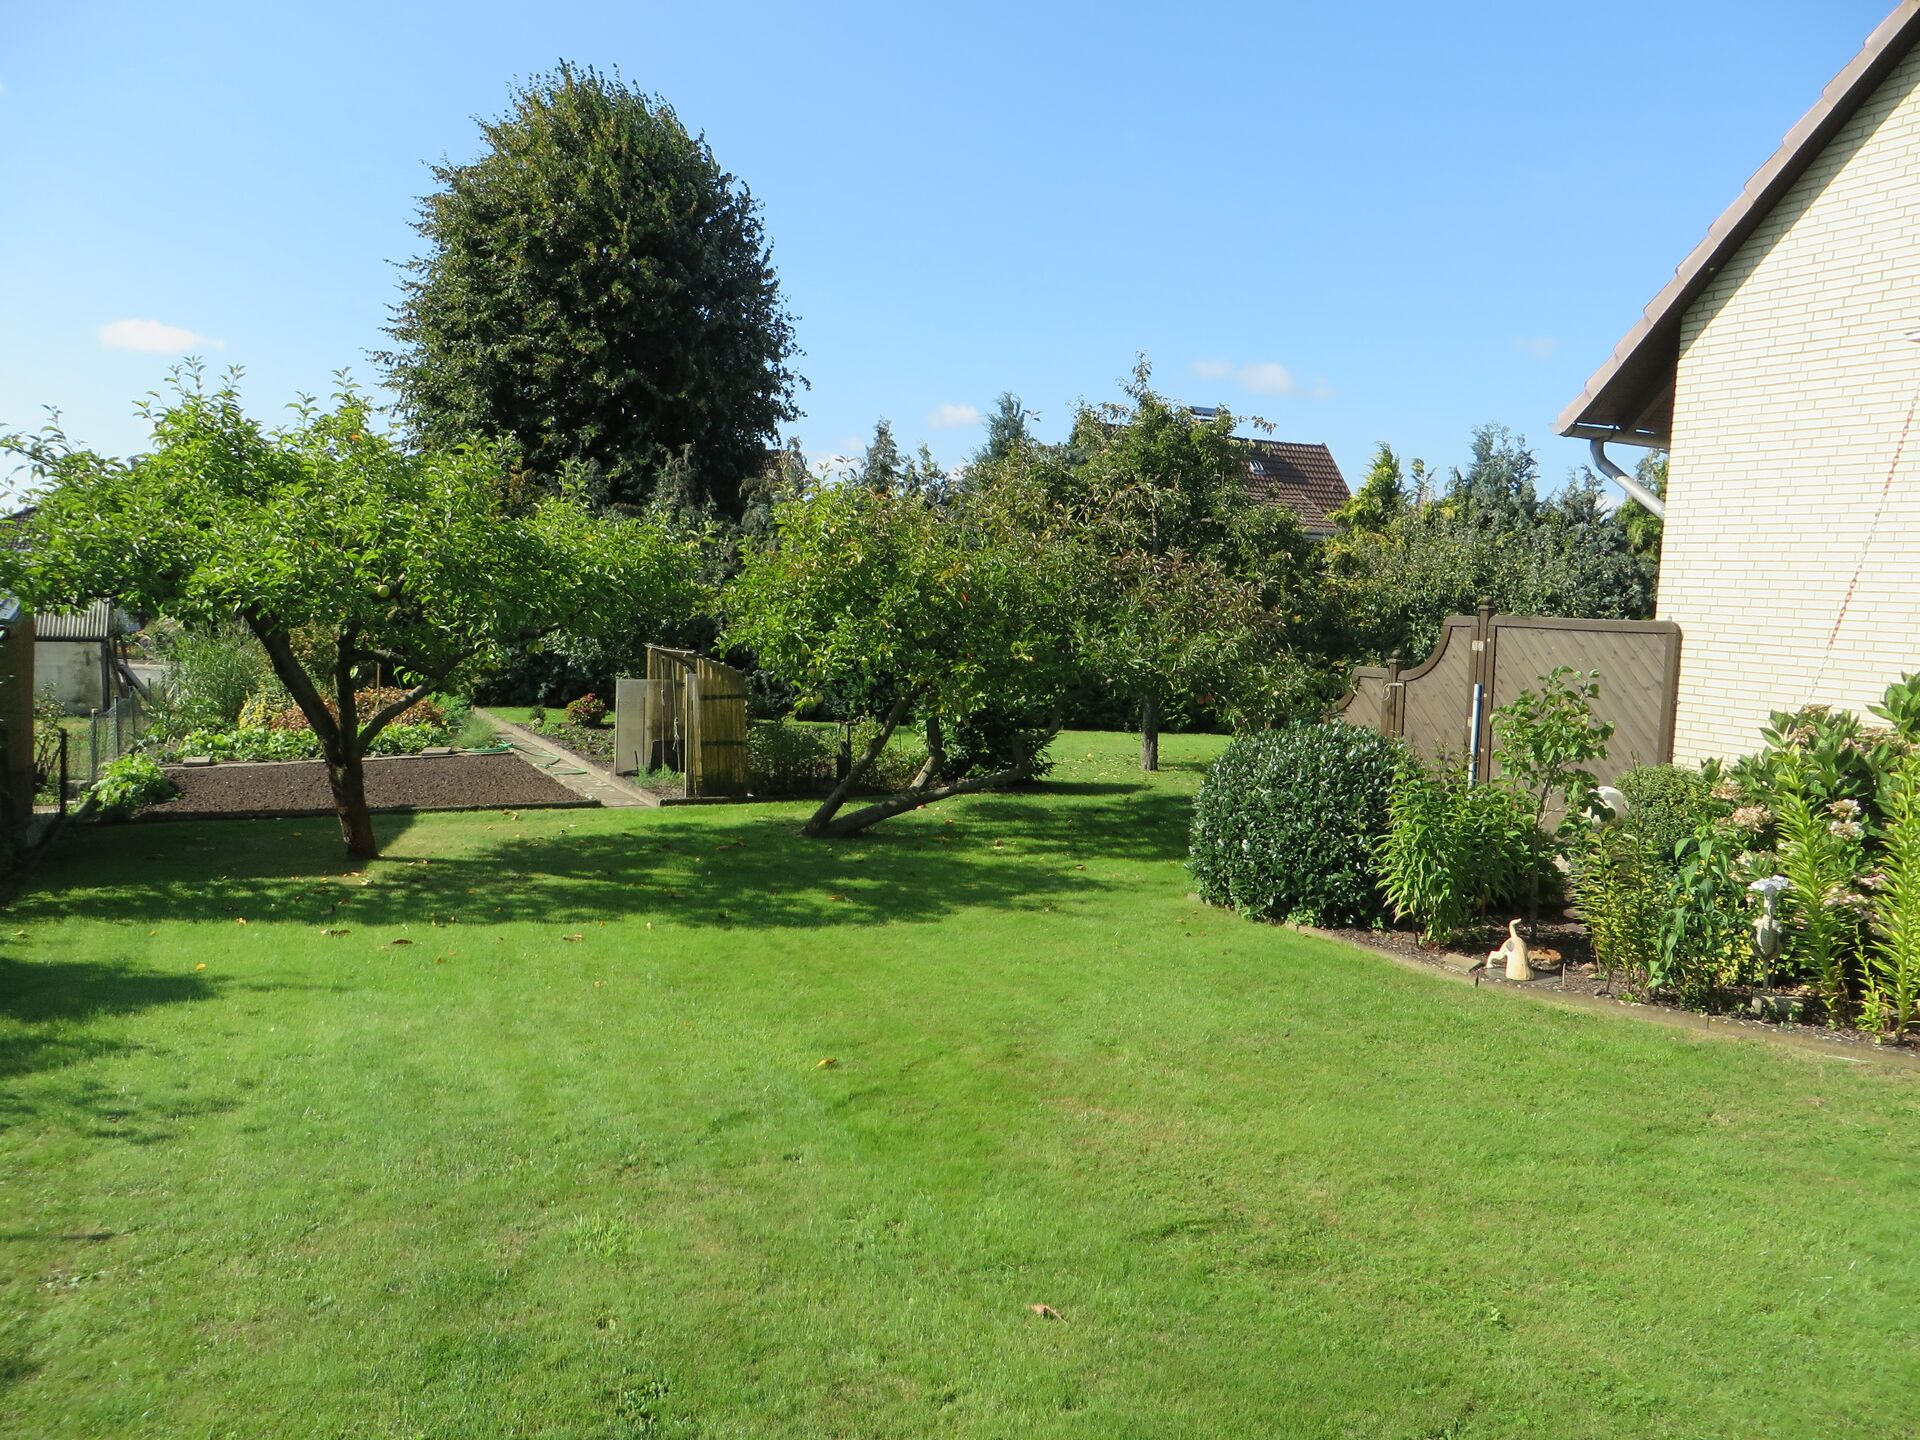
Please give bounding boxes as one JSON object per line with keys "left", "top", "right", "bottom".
{"left": 57, "top": 730, "right": 68, "bottom": 816}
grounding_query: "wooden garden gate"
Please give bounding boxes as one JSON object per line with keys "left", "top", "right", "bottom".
{"left": 1335, "top": 605, "right": 1682, "bottom": 786}
{"left": 613, "top": 647, "right": 750, "bottom": 798}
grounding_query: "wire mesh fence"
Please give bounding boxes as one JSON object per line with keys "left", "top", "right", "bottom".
{"left": 81, "top": 689, "right": 147, "bottom": 788}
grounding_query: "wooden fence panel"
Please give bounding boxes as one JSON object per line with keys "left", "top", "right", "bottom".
{"left": 693, "top": 656, "right": 749, "bottom": 798}
{"left": 1396, "top": 617, "right": 1480, "bottom": 770}
{"left": 612, "top": 677, "right": 652, "bottom": 777}
{"left": 1484, "top": 617, "right": 1682, "bottom": 787}
{"left": 1337, "top": 607, "right": 1681, "bottom": 783}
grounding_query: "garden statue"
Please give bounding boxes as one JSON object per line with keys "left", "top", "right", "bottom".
{"left": 1589, "top": 785, "right": 1630, "bottom": 827}
{"left": 1748, "top": 875, "right": 1789, "bottom": 974}
{"left": 1489, "top": 920, "right": 1533, "bottom": 981}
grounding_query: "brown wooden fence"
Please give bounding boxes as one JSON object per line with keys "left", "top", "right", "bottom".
{"left": 613, "top": 646, "right": 750, "bottom": 798}
{"left": 1335, "top": 605, "right": 1682, "bottom": 786}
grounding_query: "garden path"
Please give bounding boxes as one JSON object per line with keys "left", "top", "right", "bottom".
{"left": 477, "top": 708, "right": 659, "bottom": 809}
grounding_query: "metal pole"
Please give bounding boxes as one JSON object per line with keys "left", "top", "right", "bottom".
{"left": 1467, "top": 683, "right": 1484, "bottom": 785}
{"left": 58, "top": 730, "right": 68, "bottom": 816}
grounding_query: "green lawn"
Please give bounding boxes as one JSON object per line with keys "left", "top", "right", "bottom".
{"left": 4, "top": 732, "right": 1918, "bottom": 1437}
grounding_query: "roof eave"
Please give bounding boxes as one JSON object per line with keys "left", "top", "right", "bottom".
{"left": 1557, "top": 1, "right": 1920, "bottom": 443}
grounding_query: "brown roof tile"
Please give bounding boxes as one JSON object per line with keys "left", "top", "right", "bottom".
{"left": 1240, "top": 440, "right": 1349, "bottom": 536}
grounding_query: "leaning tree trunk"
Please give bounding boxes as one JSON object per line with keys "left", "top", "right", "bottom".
{"left": 1140, "top": 691, "right": 1161, "bottom": 772}
{"left": 325, "top": 744, "right": 379, "bottom": 859}
{"left": 803, "top": 693, "right": 915, "bottom": 838}
{"left": 809, "top": 759, "right": 1038, "bottom": 839}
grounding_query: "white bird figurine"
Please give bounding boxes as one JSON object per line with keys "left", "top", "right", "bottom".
{"left": 1488, "top": 919, "right": 1533, "bottom": 981}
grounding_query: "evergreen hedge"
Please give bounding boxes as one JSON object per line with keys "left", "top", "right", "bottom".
{"left": 1190, "top": 723, "right": 1402, "bottom": 925}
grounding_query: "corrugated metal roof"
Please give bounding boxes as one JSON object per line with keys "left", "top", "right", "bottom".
{"left": 1558, "top": 2, "right": 1920, "bottom": 444}
{"left": 34, "top": 600, "right": 123, "bottom": 641}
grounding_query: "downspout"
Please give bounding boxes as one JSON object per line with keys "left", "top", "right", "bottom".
{"left": 1589, "top": 437, "right": 1665, "bottom": 517}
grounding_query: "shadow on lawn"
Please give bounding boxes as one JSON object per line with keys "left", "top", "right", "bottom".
{"left": 11, "top": 782, "right": 1199, "bottom": 933}
{"left": 0, "top": 954, "right": 219, "bottom": 1128}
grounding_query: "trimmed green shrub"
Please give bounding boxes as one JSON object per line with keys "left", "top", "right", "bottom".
{"left": 1616, "top": 764, "right": 1724, "bottom": 870}
{"left": 749, "top": 720, "right": 838, "bottom": 795}
{"left": 92, "top": 754, "right": 177, "bottom": 819}
{"left": 1189, "top": 722, "right": 1402, "bottom": 925}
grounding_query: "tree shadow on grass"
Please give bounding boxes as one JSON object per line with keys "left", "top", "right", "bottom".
{"left": 0, "top": 954, "right": 222, "bottom": 1133}
{"left": 9, "top": 782, "right": 1201, "bottom": 934}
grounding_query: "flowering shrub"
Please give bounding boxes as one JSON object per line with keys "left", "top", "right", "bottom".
{"left": 1645, "top": 672, "right": 1920, "bottom": 1032}
{"left": 564, "top": 693, "right": 608, "bottom": 728}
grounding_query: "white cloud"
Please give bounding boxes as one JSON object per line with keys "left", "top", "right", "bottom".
{"left": 98, "top": 318, "right": 225, "bottom": 354}
{"left": 1237, "top": 361, "right": 1298, "bottom": 396}
{"left": 1513, "top": 335, "right": 1559, "bottom": 362}
{"left": 1191, "top": 358, "right": 1232, "bottom": 382}
{"left": 809, "top": 451, "right": 859, "bottom": 479}
{"left": 928, "top": 402, "right": 982, "bottom": 430}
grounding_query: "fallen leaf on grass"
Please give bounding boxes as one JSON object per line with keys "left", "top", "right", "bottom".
{"left": 193, "top": 963, "right": 207, "bottom": 972}
{"left": 10, "top": 930, "right": 26, "bottom": 939}
{"left": 389, "top": 938, "right": 415, "bottom": 947}
{"left": 233, "top": 918, "right": 249, "bottom": 926}
{"left": 1029, "top": 1304, "right": 1063, "bottom": 1320}
{"left": 321, "top": 928, "right": 349, "bottom": 938}
{"left": 562, "top": 933, "right": 585, "bottom": 942}
{"left": 829, "top": 893, "right": 847, "bottom": 903}
{"left": 816, "top": 1058, "right": 837, "bottom": 1068}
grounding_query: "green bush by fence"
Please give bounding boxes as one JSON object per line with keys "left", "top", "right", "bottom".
{"left": 1189, "top": 723, "right": 1401, "bottom": 926}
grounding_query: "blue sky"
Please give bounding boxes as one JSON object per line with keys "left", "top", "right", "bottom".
{"left": 0, "top": 1, "right": 1900, "bottom": 494}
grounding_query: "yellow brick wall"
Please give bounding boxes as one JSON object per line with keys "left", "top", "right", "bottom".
{"left": 1665, "top": 41, "right": 1920, "bottom": 763}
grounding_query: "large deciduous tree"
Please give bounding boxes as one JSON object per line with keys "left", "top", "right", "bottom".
{"left": 382, "top": 63, "right": 803, "bottom": 518}
{"left": 1047, "top": 362, "right": 1320, "bottom": 770}
{"left": 1, "top": 371, "right": 697, "bottom": 858}
{"left": 724, "top": 470, "right": 1081, "bottom": 838}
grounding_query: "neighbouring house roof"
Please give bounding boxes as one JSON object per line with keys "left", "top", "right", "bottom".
{"left": 1239, "top": 439, "right": 1350, "bottom": 536}
{"left": 1558, "top": 1, "right": 1920, "bottom": 446}
{"left": 34, "top": 600, "right": 128, "bottom": 643}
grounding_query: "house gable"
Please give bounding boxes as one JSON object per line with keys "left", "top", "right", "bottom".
{"left": 1648, "top": 32, "right": 1920, "bottom": 761}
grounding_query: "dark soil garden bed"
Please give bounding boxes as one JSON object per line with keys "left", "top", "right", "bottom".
{"left": 1318, "top": 918, "right": 1878, "bottom": 1048}
{"left": 149, "top": 752, "right": 586, "bottom": 819}
{"left": 533, "top": 720, "right": 615, "bottom": 768}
